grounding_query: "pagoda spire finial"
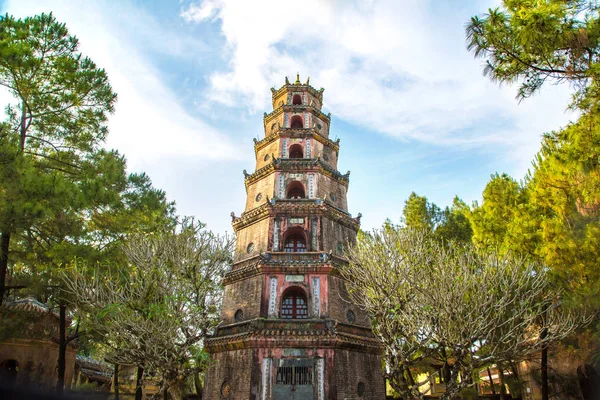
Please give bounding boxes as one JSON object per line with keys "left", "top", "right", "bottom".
{"left": 306, "top": 76, "right": 310, "bottom": 85}
{"left": 295, "top": 73, "right": 301, "bottom": 85}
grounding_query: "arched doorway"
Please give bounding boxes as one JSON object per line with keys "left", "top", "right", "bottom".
{"left": 292, "top": 94, "right": 302, "bottom": 105}
{"left": 289, "top": 144, "right": 303, "bottom": 159}
{"left": 286, "top": 181, "right": 305, "bottom": 199}
{"left": 290, "top": 115, "right": 303, "bottom": 129}
{"left": 281, "top": 287, "right": 308, "bottom": 319}
{"left": 284, "top": 231, "right": 307, "bottom": 253}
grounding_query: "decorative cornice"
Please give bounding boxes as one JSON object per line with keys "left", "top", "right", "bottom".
{"left": 231, "top": 200, "right": 360, "bottom": 232}
{"left": 232, "top": 203, "right": 270, "bottom": 229}
{"left": 224, "top": 262, "right": 334, "bottom": 285}
{"left": 254, "top": 129, "right": 339, "bottom": 155}
{"left": 244, "top": 158, "right": 349, "bottom": 188}
{"left": 271, "top": 82, "right": 324, "bottom": 102}
{"left": 224, "top": 253, "right": 349, "bottom": 283}
{"left": 263, "top": 105, "right": 330, "bottom": 128}
{"left": 205, "top": 318, "right": 383, "bottom": 354}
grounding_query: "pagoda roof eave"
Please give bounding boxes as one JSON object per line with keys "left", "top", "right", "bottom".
{"left": 231, "top": 200, "right": 360, "bottom": 232}
{"left": 254, "top": 129, "right": 339, "bottom": 154}
{"left": 205, "top": 318, "right": 383, "bottom": 354}
{"left": 244, "top": 158, "right": 350, "bottom": 188}
{"left": 270, "top": 83, "right": 324, "bottom": 102}
{"left": 263, "top": 105, "right": 330, "bottom": 128}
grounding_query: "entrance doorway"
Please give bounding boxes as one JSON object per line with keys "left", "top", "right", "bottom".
{"left": 273, "top": 358, "right": 314, "bottom": 400}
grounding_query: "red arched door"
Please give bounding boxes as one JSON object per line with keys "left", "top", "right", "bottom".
{"left": 284, "top": 234, "right": 306, "bottom": 252}
{"left": 281, "top": 290, "right": 308, "bottom": 319}
{"left": 289, "top": 144, "right": 303, "bottom": 159}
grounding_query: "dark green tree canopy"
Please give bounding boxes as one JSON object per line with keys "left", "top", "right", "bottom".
{"left": 0, "top": 12, "right": 116, "bottom": 150}
{"left": 466, "top": 0, "right": 600, "bottom": 106}
{"left": 402, "top": 192, "right": 472, "bottom": 243}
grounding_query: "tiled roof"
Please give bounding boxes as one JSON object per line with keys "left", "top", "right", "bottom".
{"left": 5, "top": 297, "right": 58, "bottom": 318}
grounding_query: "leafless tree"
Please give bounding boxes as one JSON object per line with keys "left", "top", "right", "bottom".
{"left": 341, "top": 227, "right": 584, "bottom": 400}
{"left": 63, "top": 221, "right": 233, "bottom": 400}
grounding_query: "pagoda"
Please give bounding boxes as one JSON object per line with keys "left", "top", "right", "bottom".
{"left": 203, "top": 75, "right": 385, "bottom": 400}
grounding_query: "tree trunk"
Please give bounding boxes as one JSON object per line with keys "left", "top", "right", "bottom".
{"left": 194, "top": 372, "right": 202, "bottom": 396}
{"left": 540, "top": 306, "right": 549, "bottom": 400}
{"left": 509, "top": 361, "right": 523, "bottom": 399}
{"left": 487, "top": 367, "right": 496, "bottom": 395}
{"left": 0, "top": 231, "right": 10, "bottom": 306}
{"left": 541, "top": 340, "right": 549, "bottom": 400}
{"left": 114, "top": 363, "right": 119, "bottom": 400}
{"left": 135, "top": 365, "right": 144, "bottom": 400}
{"left": 167, "top": 380, "right": 182, "bottom": 400}
{"left": 20, "top": 101, "right": 27, "bottom": 150}
{"left": 497, "top": 364, "right": 508, "bottom": 400}
{"left": 577, "top": 363, "right": 600, "bottom": 400}
{"left": 56, "top": 304, "right": 67, "bottom": 395}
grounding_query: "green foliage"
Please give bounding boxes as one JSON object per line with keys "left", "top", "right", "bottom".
{"left": 469, "top": 118, "right": 600, "bottom": 308}
{"left": 0, "top": 11, "right": 118, "bottom": 303}
{"left": 466, "top": 0, "right": 600, "bottom": 106}
{"left": 468, "top": 3, "right": 600, "bottom": 395}
{"left": 436, "top": 197, "right": 473, "bottom": 243}
{"left": 402, "top": 192, "right": 472, "bottom": 243}
{"left": 403, "top": 192, "right": 440, "bottom": 231}
{"left": 469, "top": 173, "right": 525, "bottom": 251}
{"left": 0, "top": 12, "right": 176, "bottom": 308}
{"left": 529, "top": 113, "right": 600, "bottom": 306}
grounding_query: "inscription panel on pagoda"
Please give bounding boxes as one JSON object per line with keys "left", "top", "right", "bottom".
{"left": 281, "top": 138, "right": 288, "bottom": 158}
{"left": 308, "top": 174, "right": 315, "bottom": 198}
{"left": 268, "top": 277, "right": 278, "bottom": 317}
{"left": 312, "top": 277, "right": 321, "bottom": 317}
{"left": 272, "top": 218, "right": 281, "bottom": 251}
{"left": 261, "top": 357, "right": 272, "bottom": 400}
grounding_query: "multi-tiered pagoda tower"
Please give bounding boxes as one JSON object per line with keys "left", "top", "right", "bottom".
{"left": 204, "top": 76, "right": 385, "bottom": 400}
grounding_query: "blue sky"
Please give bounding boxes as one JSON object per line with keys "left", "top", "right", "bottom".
{"left": 1, "top": 0, "right": 575, "bottom": 235}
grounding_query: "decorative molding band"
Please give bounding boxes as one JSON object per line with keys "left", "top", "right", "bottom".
{"left": 253, "top": 129, "right": 339, "bottom": 154}
{"left": 205, "top": 324, "right": 384, "bottom": 354}
{"left": 231, "top": 200, "right": 360, "bottom": 232}
{"left": 263, "top": 105, "right": 330, "bottom": 128}
{"left": 271, "top": 83, "right": 324, "bottom": 102}
{"left": 244, "top": 158, "right": 349, "bottom": 188}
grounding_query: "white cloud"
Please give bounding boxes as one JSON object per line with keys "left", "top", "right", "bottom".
{"left": 3, "top": 0, "right": 242, "bottom": 172}
{"left": 181, "top": 0, "right": 575, "bottom": 171}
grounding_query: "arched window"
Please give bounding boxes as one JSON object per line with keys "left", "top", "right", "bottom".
{"left": 286, "top": 181, "right": 305, "bottom": 199}
{"left": 284, "top": 234, "right": 307, "bottom": 253}
{"left": 281, "top": 287, "right": 308, "bottom": 319}
{"left": 290, "top": 115, "right": 303, "bottom": 129}
{"left": 289, "top": 144, "right": 303, "bottom": 159}
{"left": 292, "top": 94, "right": 302, "bottom": 105}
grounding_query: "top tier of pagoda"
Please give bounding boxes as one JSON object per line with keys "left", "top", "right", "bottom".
{"left": 264, "top": 73, "right": 332, "bottom": 138}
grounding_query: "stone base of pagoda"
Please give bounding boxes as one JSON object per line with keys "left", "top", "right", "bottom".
{"left": 203, "top": 319, "right": 385, "bottom": 400}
